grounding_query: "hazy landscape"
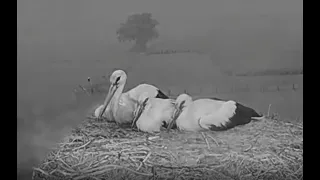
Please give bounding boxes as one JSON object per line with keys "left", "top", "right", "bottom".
{"left": 17, "top": 0, "right": 302, "bottom": 179}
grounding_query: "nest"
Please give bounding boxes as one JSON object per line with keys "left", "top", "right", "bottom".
{"left": 32, "top": 116, "right": 303, "bottom": 180}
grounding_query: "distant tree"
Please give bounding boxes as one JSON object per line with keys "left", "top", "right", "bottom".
{"left": 116, "top": 13, "right": 159, "bottom": 52}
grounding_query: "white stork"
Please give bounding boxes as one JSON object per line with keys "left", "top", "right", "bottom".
{"left": 167, "top": 93, "right": 264, "bottom": 132}
{"left": 131, "top": 92, "right": 177, "bottom": 133}
{"left": 95, "top": 70, "right": 169, "bottom": 125}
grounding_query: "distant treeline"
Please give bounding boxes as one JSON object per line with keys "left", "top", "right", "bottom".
{"left": 226, "top": 68, "right": 303, "bottom": 77}
{"left": 144, "top": 49, "right": 204, "bottom": 56}
{"left": 73, "top": 81, "right": 301, "bottom": 100}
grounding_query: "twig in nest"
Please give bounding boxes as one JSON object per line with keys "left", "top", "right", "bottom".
{"left": 243, "top": 144, "right": 253, "bottom": 152}
{"left": 54, "top": 149, "right": 62, "bottom": 159}
{"left": 201, "top": 132, "right": 210, "bottom": 149}
{"left": 293, "top": 165, "right": 303, "bottom": 175}
{"left": 50, "top": 169, "right": 73, "bottom": 176}
{"left": 128, "top": 156, "right": 139, "bottom": 166}
{"left": 118, "top": 152, "right": 122, "bottom": 159}
{"left": 166, "top": 151, "right": 178, "bottom": 162}
{"left": 152, "top": 166, "right": 157, "bottom": 180}
{"left": 90, "top": 177, "right": 102, "bottom": 180}
{"left": 79, "top": 149, "right": 86, "bottom": 164}
{"left": 33, "top": 167, "right": 50, "bottom": 177}
{"left": 137, "top": 152, "right": 152, "bottom": 171}
{"left": 254, "top": 169, "right": 271, "bottom": 180}
{"left": 148, "top": 136, "right": 160, "bottom": 141}
{"left": 74, "top": 165, "right": 153, "bottom": 180}
{"left": 73, "top": 140, "right": 93, "bottom": 151}
{"left": 206, "top": 134, "right": 219, "bottom": 147}
{"left": 105, "top": 140, "right": 146, "bottom": 148}
{"left": 56, "top": 158, "right": 76, "bottom": 172}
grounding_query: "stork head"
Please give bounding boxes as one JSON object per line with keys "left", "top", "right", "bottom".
{"left": 132, "top": 92, "right": 150, "bottom": 128}
{"left": 137, "top": 92, "right": 150, "bottom": 104}
{"left": 167, "top": 93, "right": 192, "bottom": 131}
{"left": 175, "top": 93, "right": 192, "bottom": 107}
{"left": 97, "top": 70, "right": 127, "bottom": 119}
{"left": 109, "top": 70, "right": 127, "bottom": 86}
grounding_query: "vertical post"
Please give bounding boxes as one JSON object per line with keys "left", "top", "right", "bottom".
{"left": 152, "top": 166, "right": 156, "bottom": 180}
{"left": 267, "top": 104, "right": 272, "bottom": 117}
{"left": 292, "top": 84, "right": 296, "bottom": 91}
{"left": 88, "top": 77, "right": 93, "bottom": 94}
{"left": 184, "top": 89, "right": 187, "bottom": 94}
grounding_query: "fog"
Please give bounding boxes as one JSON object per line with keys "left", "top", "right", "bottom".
{"left": 17, "top": 0, "right": 302, "bottom": 179}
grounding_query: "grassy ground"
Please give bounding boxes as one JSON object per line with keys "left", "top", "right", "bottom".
{"left": 233, "top": 68, "right": 302, "bottom": 76}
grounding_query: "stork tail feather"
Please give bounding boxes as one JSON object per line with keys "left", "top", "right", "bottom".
{"left": 156, "top": 89, "right": 169, "bottom": 99}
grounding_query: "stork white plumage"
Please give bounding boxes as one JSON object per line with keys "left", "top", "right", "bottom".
{"left": 167, "top": 93, "right": 264, "bottom": 132}
{"left": 94, "top": 104, "right": 112, "bottom": 119}
{"left": 131, "top": 92, "right": 176, "bottom": 133}
{"left": 95, "top": 70, "right": 169, "bottom": 125}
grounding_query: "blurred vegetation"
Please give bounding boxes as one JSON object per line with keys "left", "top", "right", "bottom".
{"left": 116, "top": 13, "right": 159, "bottom": 52}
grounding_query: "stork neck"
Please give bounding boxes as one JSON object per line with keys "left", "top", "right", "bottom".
{"left": 176, "top": 105, "right": 190, "bottom": 125}
{"left": 110, "top": 82, "right": 126, "bottom": 117}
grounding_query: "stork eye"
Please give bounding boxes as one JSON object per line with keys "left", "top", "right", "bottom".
{"left": 115, "top": 76, "right": 121, "bottom": 82}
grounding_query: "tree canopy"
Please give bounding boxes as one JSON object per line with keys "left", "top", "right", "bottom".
{"left": 116, "top": 13, "right": 159, "bottom": 52}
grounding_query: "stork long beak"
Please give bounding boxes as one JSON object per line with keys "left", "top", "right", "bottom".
{"left": 132, "top": 105, "right": 143, "bottom": 128}
{"left": 167, "top": 101, "right": 185, "bottom": 131}
{"left": 98, "top": 83, "right": 118, "bottom": 119}
{"left": 167, "top": 105, "right": 180, "bottom": 131}
{"left": 131, "top": 98, "right": 148, "bottom": 128}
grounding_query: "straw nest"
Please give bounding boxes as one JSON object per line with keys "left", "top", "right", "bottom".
{"left": 32, "top": 116, "right": 303, "bottom": 180}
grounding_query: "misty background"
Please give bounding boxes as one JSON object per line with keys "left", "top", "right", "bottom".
{"left": 17, "top": 0, "right": 302, "bottom": 179}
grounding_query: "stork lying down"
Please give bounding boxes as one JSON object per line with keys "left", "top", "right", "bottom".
{"left": 94, "top": 69, "right": 169, "bottom": 125}
{"left": 132, "top": 92, "right": 177, "bottom": 133}
{"left": 167, "top": 93, "right": 264, "bottom": 132}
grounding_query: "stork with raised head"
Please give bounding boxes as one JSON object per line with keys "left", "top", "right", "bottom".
{"left": 95, "top": 70, "right": 169, "bottom": 125}
{"left": 131, "top": 92, "right": 177, "bottom": 133}
{"left": 167, "top": 93, "right": 264, "bottom": 132}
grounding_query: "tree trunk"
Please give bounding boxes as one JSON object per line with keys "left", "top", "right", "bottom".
{"left": 130, "top": 39, "right": 147, "bottom": 52}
